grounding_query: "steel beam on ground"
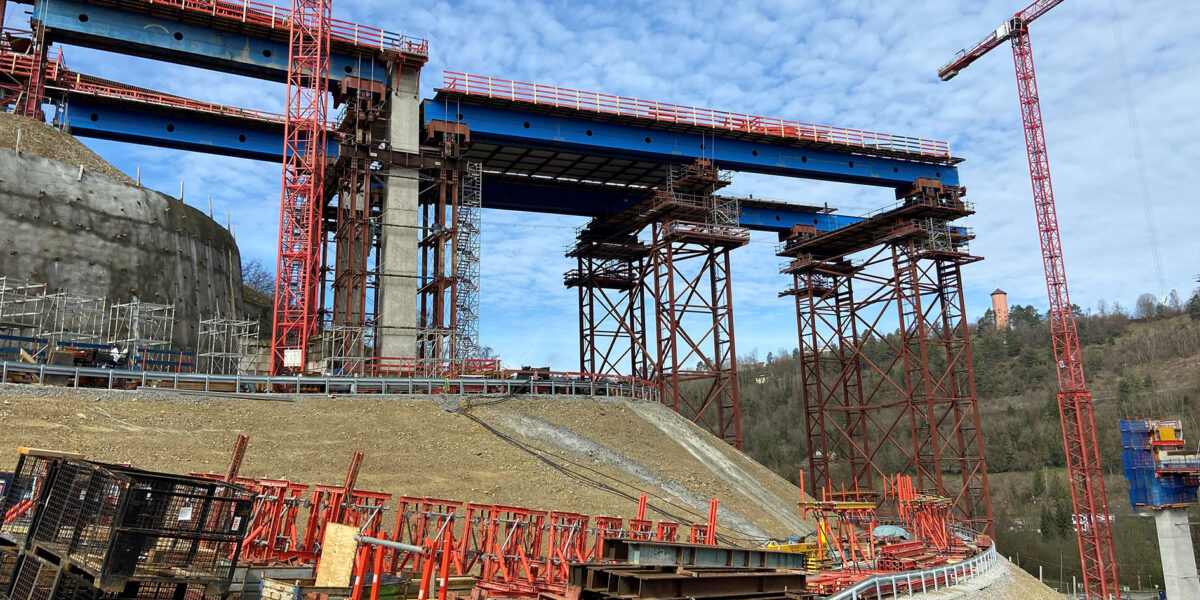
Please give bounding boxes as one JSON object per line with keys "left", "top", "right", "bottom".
{"left": 600, "top": 539, "right": 807, "bottom": 570}
{"left": 423, "top": 98, "right": 960, "bottom": 188}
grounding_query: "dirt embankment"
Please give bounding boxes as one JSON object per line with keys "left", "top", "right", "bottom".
{"left": 0, "top": 385, "right": 810, "bottom": 543}
{"left": 0, "top": 112, "right": 134, "bottom": 184}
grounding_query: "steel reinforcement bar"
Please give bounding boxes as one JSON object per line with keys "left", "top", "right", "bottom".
{"left": 0, "top": 360, "right": 660, "bottom": 399}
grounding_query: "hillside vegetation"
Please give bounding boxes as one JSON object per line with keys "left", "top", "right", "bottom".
{"left": 734, "top": 289, "right": 1200, "bottom": 591}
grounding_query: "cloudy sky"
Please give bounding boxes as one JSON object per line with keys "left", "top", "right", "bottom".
{"left": 10, "top": 1, "right": 1198, "bottom": 368}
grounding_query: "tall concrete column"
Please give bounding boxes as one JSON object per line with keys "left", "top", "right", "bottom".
{"left": 1155, "top": 508, "right": 1200, "bottom": 600}
{"left": 376, "top": 65, "right": 420, "bottom": 359}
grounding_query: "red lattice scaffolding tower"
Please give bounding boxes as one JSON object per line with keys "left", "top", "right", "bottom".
{"left": 939, "top": 2, "right": 1118, "bottom": 597}
{"left": 781, "top": 180, "right": 992, "bottom": 535}
{"left": 271, "top": 0, "right": 331, "bottom": 375}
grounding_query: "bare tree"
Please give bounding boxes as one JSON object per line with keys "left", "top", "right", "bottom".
{"left": 242, "top": 259, "right": 275, "bottom": 298}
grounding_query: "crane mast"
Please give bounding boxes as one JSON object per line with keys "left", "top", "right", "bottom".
{"left": 939, "top": 2, "right": 1119, "bottom": 599}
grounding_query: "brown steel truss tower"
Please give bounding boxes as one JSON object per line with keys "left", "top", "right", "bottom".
{"left": 779, "top": 178, "right": 992, "bottom": 535}
{"left": 566, "top": 159, "right": 749, "bottom": 448}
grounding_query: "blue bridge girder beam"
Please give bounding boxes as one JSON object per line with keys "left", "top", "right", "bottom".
{"left": 25, "top": 0, "right": 390, "bottom": 85}
{"left": 423, "top": 98, "right": 960, "bottom": 189}
{"left": 56, "top": 98, "right": 339, "bottom": 161}
{"left": 57, "top": 100, "right": 852, "bottom": 234}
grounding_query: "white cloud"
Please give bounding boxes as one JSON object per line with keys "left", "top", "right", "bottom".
{"left": 23, "top": 0, "right": 1200, "bottom": 369}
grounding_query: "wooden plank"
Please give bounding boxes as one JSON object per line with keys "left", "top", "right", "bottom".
{"left": 314, "top": 523, "right": 359, "bottom": 588}
{"left": 17, "top": 447, "right": 85, "bottom": 459}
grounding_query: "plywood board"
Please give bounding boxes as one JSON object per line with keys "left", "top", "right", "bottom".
{"left": 314, "top": 523, "right": 359, "bottom": 588}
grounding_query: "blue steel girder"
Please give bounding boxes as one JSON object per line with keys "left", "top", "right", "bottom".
{"left": 57, "top": 99, "right": 339, "bottom": 161}
{"left": 56, "top": 99, "right": 850, "bottom": 234}
{"left": 29, "top": 0, "right": 389, "bottom": 84}
{"left": 424, "top": 98, "right": 960, "bottom": 188}
{"left": 483, "top": 178, "right": 862, "bottom": 234}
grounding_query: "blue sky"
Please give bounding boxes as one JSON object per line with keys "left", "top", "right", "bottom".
{"left": 9, "top": 1, "right": 1199, "bottom": 369}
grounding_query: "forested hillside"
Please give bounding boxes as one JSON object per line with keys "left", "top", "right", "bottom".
{"left": 735, "top": 289, "right": 1200, "bottom": 591}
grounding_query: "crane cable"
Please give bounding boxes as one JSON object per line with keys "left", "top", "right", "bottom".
{"left": 1109, "top": 0, "right": 1167, "bottom": 300}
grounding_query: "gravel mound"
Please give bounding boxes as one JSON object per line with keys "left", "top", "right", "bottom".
{"left": 0, "top": 112, "right": 135, "bottom": 184}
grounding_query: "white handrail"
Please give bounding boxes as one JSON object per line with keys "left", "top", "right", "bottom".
{"left": 828, "top": 544, "right": 1000, "bottom": 600}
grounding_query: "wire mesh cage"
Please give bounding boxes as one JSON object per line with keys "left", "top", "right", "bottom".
{"left": 0, "top": 452, "right": 61, "bottom": 546}
{"left": 28, "top": 460, "right": 254, "bottom": 592}
{"left": 1, "top": 545, "right": 18, "bottom": 593}
{"left": 6, "top": 552, "right": 103, "bottom": 600}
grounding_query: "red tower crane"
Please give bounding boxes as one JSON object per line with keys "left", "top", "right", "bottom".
{"left": 270, "top": 0, "right": 332, "bottom": 374}
{"left": 939, "top": 2, "right": 1119, "bottom": 598}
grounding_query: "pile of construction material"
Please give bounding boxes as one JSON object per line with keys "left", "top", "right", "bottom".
{"left": 0, "top": 448, "right": 254, "bottom": 600}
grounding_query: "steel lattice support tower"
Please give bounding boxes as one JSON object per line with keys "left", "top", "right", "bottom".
{"left": 784, "top": 181, "right": 992, "bottom": 534}
{"left": 416, "top": 121, "right": 469, "bottom": 369}
{"left": 565, "top": 237, "right": 651, "bottom": 379}
{"left": 651, "top": 216, "right": 747, "bottom": 448}
{"left": 939, "top": 2, "right": 1118, "bottom": 595}
{"left": 325, "top": 80, "right": 385, "bottom": 373}
{"left": 270, "top": 0, "right": 331, "bottom": 375}
{"left": 16, "top": 15, "right": 48, "bottom": 119}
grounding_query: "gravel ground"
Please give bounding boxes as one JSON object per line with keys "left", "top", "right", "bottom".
{"left": 0, "top": 384, "right": 809, "bottom": 542}
{"left": 901, "top": 558, "right": 1066, "bottom": 600}
{"left": 0, "top": 112, "right": 135, "bottom": 184}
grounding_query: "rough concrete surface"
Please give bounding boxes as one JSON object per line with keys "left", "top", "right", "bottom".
{"left": 0, "top": 385, "right": 809, "bottom": 542}
{"left": 0, "top": 145, "right": 243, "bottom": 348}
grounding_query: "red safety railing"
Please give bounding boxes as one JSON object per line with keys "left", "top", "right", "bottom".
{"left": 140, "top": 0, "right": 428, "bottom": 56}
{"left": 0, "top": 45, "right": 295, "bottom": 125}
{"left": 443, "top": 72, "right": 952, "bottom": 158}
{"left": 66, "top": 74, "right": 287, "bottom": 124}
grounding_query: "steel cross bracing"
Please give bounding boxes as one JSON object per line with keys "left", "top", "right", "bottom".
{"left": 938, "top": 2, "right": 1118, "bottom": 597}
{"left": 565, "top": 160, "right": 748, "bottom": 447}
{"left": 565, "top": 237, "right": 651, "bottom": 380}
{"left": 270, "top": 0, "right": 331, "bottom": 375}
{"left": 780, "top": 180, "right": 992, "bottom": 535}
{"left": 324, "top": 78, "right": 386, "bottom": 374}
{"left": 415, "top": 121, "right": 470, "bottom": 369}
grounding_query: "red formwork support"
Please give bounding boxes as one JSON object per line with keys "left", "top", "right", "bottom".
{"left": 782, "top": 182, "right": 992, "bottom": 536}
{"left": 588, "top": 516, "right": 624, "bottom": 562}
{"left": 389, "top": 497, "right": 464, "bottom": 575}
{"left": 470, "top": 505, "right": 548, "bottom": 598}
{"left": 241, "top": 479, "right": 309, "bottom": 562}
{"left": 654, "top": 521, "right": 679, "bottom": 542}
{"left": 545, "top": 512, "right": 589, "bottom": 587}
{"left": 270, "top": 0, "right": 331, "bottom": 375}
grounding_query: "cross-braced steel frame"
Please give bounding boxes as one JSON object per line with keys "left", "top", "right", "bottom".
{"left": 325, "top": 79, "right": 385, "bottom": 373}
{"left": 416, "top": 121, "right": 466, "bottom": 365}
{"left": 651, "top": 217, "right": 748, "bottom": 448}
{"left": 270, "top": 0, "right": 331, "bottom": 374}
{"left": 565, "top": 236, "right": 651, "bottom": 379}
{"left": 784, "top": 181, "right": 992, "bottom": 535}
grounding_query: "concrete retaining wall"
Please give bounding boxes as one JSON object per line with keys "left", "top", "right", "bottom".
{"left": 0, "top": 147, "right": 242, "bottom": 349}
